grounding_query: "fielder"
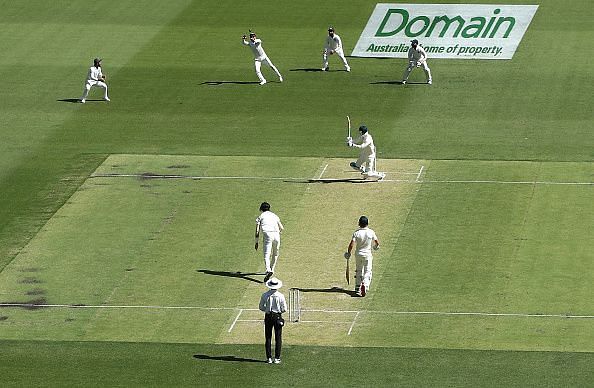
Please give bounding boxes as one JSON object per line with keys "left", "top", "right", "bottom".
{"left": 79, "top": 58, "right": 109, "bottom": 103}
{"left": 242, "top": 32, "right": 283, "bottom": 85}
{"left": 402, "top": 39, "right": 432, "bottom": 85}
{"left": 322, "top": 27, "right": 350, "bottom": 72}
{"left": 344, "top": 216, "right": 380, "bottom": 297}
{"left": 347, "top": 125, "right": 385, "bottom": 180}
{"left": 255, "top": 202, "right": 284, "bottom": 282}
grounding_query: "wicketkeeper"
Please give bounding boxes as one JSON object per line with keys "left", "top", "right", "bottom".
{"left": 344, "top": 216, "right": 380, "bottom": 297}
{"left": 346, "top": 125, "right": 385, "bottom": 179}
{"left": 402, "top": 39, "right": 432, "bottom": 85}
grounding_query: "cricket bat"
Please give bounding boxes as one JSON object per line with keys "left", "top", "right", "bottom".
{"left": 345, "top": 259, "right": 350, "bottom": 284}
{"left": 346, "top": 115, "right": 351, "bottom": 138}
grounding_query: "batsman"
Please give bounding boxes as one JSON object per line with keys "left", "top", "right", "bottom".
{"left": 346, "top": 120, "right": 385, "bottom": 180}
{"left": 344, "top": 216, "right": 380, "bottom": 297}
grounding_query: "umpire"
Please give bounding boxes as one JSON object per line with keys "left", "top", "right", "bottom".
{"left": 258, "top": 277, "right": 287, "bottom": 364}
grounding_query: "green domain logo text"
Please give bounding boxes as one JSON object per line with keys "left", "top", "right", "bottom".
{"left": 376, "top": 8, "right": 516, "bottom": 39}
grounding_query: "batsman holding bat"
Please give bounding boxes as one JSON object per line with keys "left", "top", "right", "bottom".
{"left": 344, "top": 216, "right": 380, "bottom": 297}
{"left": 79, "top": 58, "right": 109, "bottom": 103}
{"left": 346, "top": 121, "right": 386, "bottom": 180}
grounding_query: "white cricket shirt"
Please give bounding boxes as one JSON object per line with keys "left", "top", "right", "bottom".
{"left": 256, "top": 211, "right": 283, "bottom": 233}
{"left": 325, "top": 34, "right": 343, "bottom": 51}
{"left": 259, "top": 290, "right": 287, "bottom": 313}
{"left": 408, "top": 45, "right": 427, "bottom": 62}
{"left": 86, "top": 66, "right": 103, "bottom": 82}
{"left": 244, "top": 39, "right": 267, "bottom": 60}
{"left": 352, "top": 227, "right": 378, "bottom": 255}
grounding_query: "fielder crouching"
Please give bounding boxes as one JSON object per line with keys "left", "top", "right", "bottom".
{"left": 346, "top": 125, "right": 385, "bottom": 180}
{"left": 344, "top": 216, "right": 380, "bottom": 297}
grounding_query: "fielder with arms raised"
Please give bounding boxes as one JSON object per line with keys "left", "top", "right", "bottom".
{"left": 344, "top": 216, "right": 380, "bottom": 297}
{"left": 255, "top": 202, "right": 284, "bottom": 282}
{"left": 242, "top": 32, "right": 283, "bottom": 85}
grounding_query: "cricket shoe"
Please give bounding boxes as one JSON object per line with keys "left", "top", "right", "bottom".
{"left": 273, "top": 359, "right": 281, "bottom": 364}
{"left": 79, "top": 99, "right": 85, "bottom": 104}
{"left": 259, "top": 80, "right": 267, "bottom": 85}
{"left": 279, "top": 75, "right": 283, "bottom": 82}
{"left": 401, "top": 80, "right": 407, "bottom": 85}
{"left": 346, "top": 66, "right": 351, "bottom": 72}
{"left": 427, "top": 80, "right": 432, "bottom": 85}
{"left": 322, "top": 66, "right": 329, "bottom": 71}
{"left": 267, "top": 358, "right": 273, "bottom": 364}
{"left": 264, "top": 271, "right": 273, "bottom": 282}
{"left": 349, "top": 162, "right": 360, "bottom": 171}
{"left": 104, "top": 97, "right": 110, "bottom": 102}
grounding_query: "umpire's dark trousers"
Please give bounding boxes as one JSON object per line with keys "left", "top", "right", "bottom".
{"left": 264, "top": 312, "right": 283, "bottom": 359}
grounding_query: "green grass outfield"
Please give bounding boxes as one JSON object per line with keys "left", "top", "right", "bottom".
{"left": 0, "top": 0, "right": 592, "bottom": 386}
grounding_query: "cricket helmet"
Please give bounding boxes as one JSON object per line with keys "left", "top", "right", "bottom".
{"left": 411, "top": 39, "right": 419, "bottom": 45}
{"left": 358, "top": 125, "right": 368, "bottom": 134}
{"left": 259, "top": 202, "right": 271, "bottom": 212}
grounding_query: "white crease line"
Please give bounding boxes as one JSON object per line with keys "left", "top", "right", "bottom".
{"left": 416, "top": 165, "right": 425, "bottom": 182}
{"left": 228, "top": 309, "right": 243, "bottom": 333}
{"left": 90, "top": 173, "right": 592, "bottom": 186}
{"left": 1, "top": 304, "right": 592, "bottom": 319}
{"left": 317, "top": 163, "right": 329, "bottom": 180}
{"left": 348, "top": 311, "right": 361, "bottom": 335}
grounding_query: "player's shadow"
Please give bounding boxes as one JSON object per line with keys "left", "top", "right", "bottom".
{"left": 57, "top": 98, "right": 103, "bottom": 103}
{"left": 193, "top": 354, "right": 265, "bottom": 363}
{"left": 289, "top": 68, "right": 323, "bottom": 72}
{"left": 285, "top": 178, "right": 378, "bottom": 184}
{"left": 200, "top": 81, "right": 261, "bottom": 85}
{"left": 369, "top": 81, "right": 427, "bottom": 85}
{"left": 298, "top": 286, "right": 359, "bottom": 297}
{"left": 197, "top": 269, "right": 264, "bottom": 284}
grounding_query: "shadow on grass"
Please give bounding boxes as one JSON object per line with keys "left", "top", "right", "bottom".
{"left": 57, "top": 98, "right": 106, "bottom": 103}
{"left": 285, "top": 178, "right": 380, "bottom": 184}
{"left": 197, "top": 269, "right": 264, "bottom": 284}
{"left": 298, "top": 286, "right": 359, "bottom": 297}
{"left": 369, "top": 81, "right": 429, "bottom": 85}
{"left": 200, "top": 81, "right": 260, "bottom": 85}
{"left": 193, "top": 354, "right": 266, "bottom": 363}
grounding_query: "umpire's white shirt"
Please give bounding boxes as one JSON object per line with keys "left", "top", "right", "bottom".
{"left": 259, "top": 290, "right": 287, "bottom": 313}
{"left": 352, "top": 227, "right": 377, "bottom": 256}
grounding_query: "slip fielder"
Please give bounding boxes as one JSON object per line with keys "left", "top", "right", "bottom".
{"left": 402, "top": 39, "right": 432, "bottom": 85}
{"left": 79, "top": 58, "right": 110, "bottom": 103}
{"left": 242, "top": 32, "right": 283, "bottom": 85}
{"left": 344, "top": 216, "right": 380, "bottom": 297}
{"left": 322, "top": 27, "right": 350, "bottom": 72}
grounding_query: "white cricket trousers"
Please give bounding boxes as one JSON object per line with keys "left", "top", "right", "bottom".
{"left": 254, "top": 57, "right": 281, "bottom": 83}
{"left": 81, "top": 80, "right": 108, "bottom": 101}
{"left": 322, "top": 48, "right": 349, "bottom": 70}
{"left": 355, "top": 253, "right": 373, "bottom": 291}
{"left": 262, "top": 231, "right": 281, "bottom": 273}
{"left": 356, "top": 151, "right": 376, "bottom": 173}
{"left": 402, "top": 60, "right": 432, "bottom": 82}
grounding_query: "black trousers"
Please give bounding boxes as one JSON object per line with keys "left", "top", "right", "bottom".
{"left": 264, "top": 313, "right": 283, "bottom": 359}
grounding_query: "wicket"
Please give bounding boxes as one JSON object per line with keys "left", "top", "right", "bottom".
{"left": 289, "top": 288, "right": 301, "bottom": 322}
